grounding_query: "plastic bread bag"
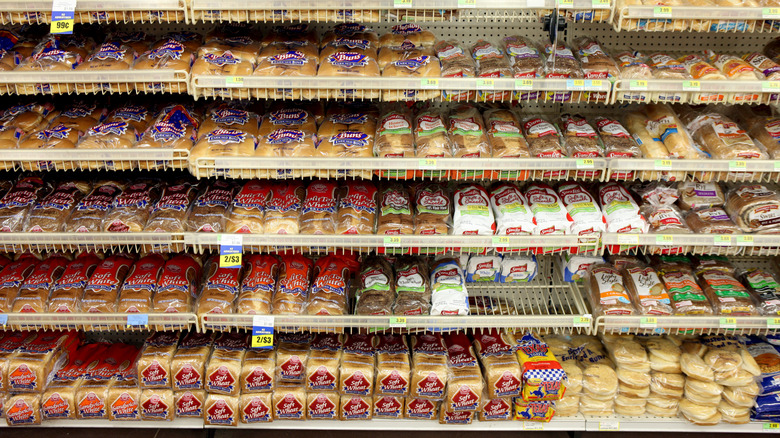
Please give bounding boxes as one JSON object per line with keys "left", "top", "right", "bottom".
{"left": 25, "top": 180, "right": 91, "bottom": 232}
{"left": 199, "top": 103, "right": 261, "bottom": 138}
{"left": 102, "top": 180, "right": 162, "bottom": 232}
{"left": 198, "top": 35, "right": 262, "bottom": 63}
{"left": 542, "top": 41, "right": 582, "bottom": 78}
{"left": 489, "top": 183, "right": 535, "bottom": 236}
{"left": 737, "top": 113, "right": 780, "bottom": 159}
{"left": 189, "top": 130, "right": 258, "bottom": 178}
{"left": 743, "top": 52, "right": 780, "bottom": 80}
{"left": 677, "top": 182, "right": 725, "bottom": 211}
{"left": 143, "top": 181, "right": 199, "bottom": 232}
{"left": 381, "top": 52, "right": 442, "bottom": 102}
{"left": 515, "top": 331, "right": 566, "bottom": 401}
{"left": 586, "top": 263, "right": 635, "bottom": 315}
{"left": 116, "top": 253, "right": 165, "bottom": 313}
{"left": 725, "top": 184, "right": 780, "bottom": 233}
{"left": 615, "top": 50, "right": 653, "bottom": 80}
{"left": 410, "top": 333, "right": 449, "bottom": 400}
{"left": 306, "top": 254, "right": 360, "bottom": 316}
{"left": 225, "top": 179, "right": 271, "bottom": 234}
{"left": 414, "top": 109, "right": 453, "bottom": 159}
{"left": 557, "top": 182, "right": 605, "bottom": 235}
{"left": 47, "top": 253, "right": 102, "bottom": 313}
{"left": 135, "top": 105, "right": 200, "bottom": 163}
{"left": 648, "top": 53, "right": 691, "bottom": 79}
{"left": 559, "top": 114, "right": 604, "bottom": 158}
{"left": 63, "top": 181, "right": 126, "bottom": 233}
{"left": 483, "top": 108, "right": 530, "bottom": 159}
{"left": 594, "top": 116, "right": 642, "bottom": 161}
{"left": 525, "top": 183, "right": 573, "bottom": 235}
{"left": 16, "top": 37, "right": 82, "bottom": 95}
{"left": 11, "top": 254, "right": 69, "bottom": 313}
{"left": 76, "top": 121, "right": 140, "bottom": 171}
{"left": 355, "top": 256, "right": 396, "bottom": 316}
{"left": 186, "top": 179, "right": 239, "bottom": 233}
{"left": 447, "top": 105, "right": 491, "bottom": 158}
{"left": 272, "top": 254, "right": 313, "bottom": 315}
{"left": 393, "top": 257, "right": 431, "bottom": 315}
{"left": 470, "top": 40, "right": 513, "bottom": 102}
{"left": 620, "top": 264, "right": 674, "bottom": 315}
{"left": 236, "top": 254, "right": 278, "bottom": 315}
{"left": 706, "top": 51, "right": 762, "bottom": 80}
{"left": 255, "top": 128, "right": 324, "bottom": 180}
{"left": 502, "top": 35, "right": 543, "bottom": 78}
{"left": 520, "top": 115, "right": 565, "bottom": 159}
{"left": 260, "top": 23, "right": 318, "bottom": 47}
{"left": 336, "top": 181, "right": 377, "bottom": 235}
{"left": 684, "top": 207, "right": 740, "bottom": 234}
{"left": 299, "top": 180, "right": 338, "bottom": 235}
{"left": 196, "top": 256, "right": 241, "bottom": 317}
{"left": 452, "top": 184, "right": 495, "bottom": 236}
{"left": 106, "top": 103, "right": 154, "bottom": 133}
{"left": 677, "top": 108, "right": 767, "bottom": 160}
{"left": 379, "top": 24, "right": 435, "bottom": 49}
{"left": 133, "top": 39, "right": 194, "bottom": 92}
{"left": 322, "top": 24, "right": 379, "bottom": 47}
{"left": 340, "top": 333, "right": 375, "bottom": 397}
{"left": 258, "top": 107, "right": 317, "bottom": 138}
{"left": 17, "top": 122, "right": 79, "bottom": 171}
{"left": 75, "top": 42, "right": 135, "bottom": 93}
{"left": 641, "top": 204, "right": 691, "bottom": 234}
{"left": 318, "top": 111, "right": 376, "bottom": 179}
{"left": 0, "top": 176, "right": 51, "bottom": 232}
{"left": 738, "top": 268, "right": 780, "bottom": 316}
{"left": 377, "top": 182, "right": 414, "bottom": 235}
{"left": 677, "top": 53, "right": 726, "bottom": 80}
{"left": 413, "top": 182, "right": 451, "bottom": 235}
{"left": 643, "top": 104, "right": 704, "bottom": 159}
{"left": 560, "top": 253, "right": 603, "bottom": 282}
{"left": 623, "top": 111, "right": 674, "bottom": 181}
{"left": 154, "top": 253, "right": 202, "bottom": 313}
{"left": 598, "top": 182, "right": 648, "bottom": 234}
{"left": 697, "top": 269, "right": 758, "bottom": 316}
{"left": 573, "top": 36, "right": 619, "bottom": 100}
{"left": 430, "top": 257, "right": 469, "bottom": 316}
{"left": 434, "top": 40, "right": 476, "bottom": 101}
{"left": 265, "top": 181, "right": 305, "bottom": 235}
{"left": 375, "top": 106, "right": 414, "bottom": 160}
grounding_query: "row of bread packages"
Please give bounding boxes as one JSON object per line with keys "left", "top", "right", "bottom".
{"left": 583, "top": 253, "right": 780, "bottom": 317}
{"left": 615, "top": 0, "right": 780, "bottom": 32}
{"left": 544, "top": 333, "right": 762, "bottom": 424}
{"left": 742, "top": 334, "right": 780, "bottom": 420}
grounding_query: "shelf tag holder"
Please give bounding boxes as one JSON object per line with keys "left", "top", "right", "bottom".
{"left": 639, "top": 317, "right": 658, "bottom": 329}
{"left": 127, "top": 314, "right": 149, "bottom": 328}
{"left": 765, "top": 422, "right": 780, "bottom": 430}
{"left": 576, "top": 158, "right": 595, "bottom": 169}
{"left": 736, "top": 235, "right": 754, "bottom": 246}
{"left": 418, "top": 158, "right": 437, "bottom": 169}
{"left": 653, "top": 6, "right": 672, "bottom": 16}
{"left": 599, "top": 420, "right": 620, "bottom": 431}
{"left": 713, "top": 235, "right": 732, "bottom": 246}
{"left": 654, "top": 159, "right": 673, "bottom": 170}
{"left": 51, "top": 0, "right": 76, "bottom": 34}
{"left": 225, "top": 76, "right": 245, "bottom": 87}
{"left": 682, "top": 80, "right": 701, "bottom": 91}
{"left": 573, "top": 314, "right": 592, "bottom": 328}
{"left": 251, "top": 315, "right": 274, "bottom": 349}
{"left": 719, "top": 317, "right": 737, "bottom": 329}
{"left": 420, "top": 78, "right": 439, "bottom": 89}
{"left": 523, "top": 422, "right": 544, "bottom": 430}
{"left": 220, "top": 234, "right": 242, "bottom": 268}
{"left": 655, "top": 235, "right": 674, "bottom": 245}
{"left": 768, "top": 318, "right": 780, "bottom": 329}
{"left": 764, "top": 8, "right": 780, "bottom": 19}
{"left": 393, "top": 0, "right": 412, "bottom": 7}
{"left": 515, "top": 78, "right": 534, "bottom": 90}
{"left": 729, "top": 160, "right": 747, "bottom": 171}
{"left": 383, "top": 236, "right": 402, "bottom": 248}
{"left": 476, "top": 78, "right": 495, "bottom": 89}
{"left": 617, "top": 234, "right": 639, "bottom": 245}
{"left": 629, "top": 80, "right": 648, "bottom": 91}
{"left": 389, "top": 317, "right": 407, "bottom": 328}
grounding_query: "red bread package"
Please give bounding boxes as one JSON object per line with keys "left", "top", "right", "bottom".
{"left": 226, "top": 179, "right": 272, "bottom": 234}
{"left": 272, "top": 254, "right": 313, "bottom": 315}
{"left": 300, "top": 180, "right": 339, "bottom": 235}
{"left": 80, "top": 254, "right": 135, "bottom": 313}
{"left": 197, "top": 256, "right": 242, "bottom": 316}
{"left": 307, "top": 254, "right": 360, "bottom": 316}
{"left": 153, "top": 254, "right": 202, "bottom": 313}
{"left": 144, "top": 181, "right": 200, "bottom": 233}
{"left": 0, "top": 176, "right": 50, "bottom": 232}
{"left": 48, "top": 253, "right": 102, "bottom": 313}
{"left": 337, "top": 181, "right": 377, "bottom": 235}
{"left": 12, "top": 254, "right": 69, "bottom": 313}
{"left": 238, "top": 254, "right": 279, "bottom": 315}
{"left": 0, "top": 255, "right": 39, "bottom": 313}
{"left": 117, "top": 254, "right": 166, "bottom": 313}
{"left": 186, "top": 180, "right": 239, "bottom": 233}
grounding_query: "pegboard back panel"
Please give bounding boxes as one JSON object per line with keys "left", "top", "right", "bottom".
{"left": 570, "top": 22, "right": 775, "bottom": 52}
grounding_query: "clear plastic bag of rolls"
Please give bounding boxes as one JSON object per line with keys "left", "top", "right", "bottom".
{"left": 355, "top": 257, "right": 396, "bottom": 316}
{"left": 17, "top": 123, "right": 79, "bottom": 171}
{"left": 75, "top": 42, "right": 135, "bottom": 93}
{"left": 374, "top": 107, "right": 415, "bottom": 177}
{"left": 24, "top": 180, "right": 90, "bottom": 232}
{"left": 318, "top": 111, "right": 376, "bottom": 179}
{"left": 185, "top": 179, "right": 239, "bottom": 233}
{"left": 253, "top": 43, "right": 319, "bottom": 100}
{"left": 133, "top": 39, "right": 193, "bottom": 93}
{"left": 136, "top": 105, "right": 200, "bottom": 171}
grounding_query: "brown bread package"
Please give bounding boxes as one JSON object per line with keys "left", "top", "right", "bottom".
{"left": 340, "top": 334, "right": 375, "bottom": 397}
{"left": 375, "top": 334, "right": 411, "bottom": 396}
{"left": 240, "top": 392, "right": 273, "bottom": 423}
{"left": 411, "top": 333, "right": 449, "bottom": 400}
{"left": 206, "top": 332, "right": 249, "bottom": 396}
{"left": 204, "top": 394, "right": 239, "bottom": 426}
{"left": 171, "top": 332, "right": 214, "bottom": 391}
{"left": 241, "top": 349, "right": 276, "bottom": 393}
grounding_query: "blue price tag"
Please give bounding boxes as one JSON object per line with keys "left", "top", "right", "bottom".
{"left": 251, "top": 315, "right": 274, "bottom": 349}
{"left": 127, "top": 314, "right": 149, "bottom": 328}
{"left": 220, "top": 234, "right": 242, "bottom": 268}
{"left": 0, "top": 314, "right": 7, "bottom": 326}
{"left": 50, "top": 0, "right": 75, "bottom": 35}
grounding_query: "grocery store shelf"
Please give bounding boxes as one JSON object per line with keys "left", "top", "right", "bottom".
{"left": 594, "top": 314, "right": 780, "bottom": 336}
{"left": 0, "top": 70, "right": 189, "bottom": 96}
{"left": 602, "top": 232, "right": 778, "bottom": 256}
{"left": 0, "top": 0, "right": 187, "bottom": 24}
{"left": 208, "top": 416, "right": 588, "bottom": 429}
{"left": 0, "top": 149, "right": 188, "bottom": 172}
{"left": 613, "top": 5, "right": 780, "bottom": 32}
{"left": 612, "top": 78, "right": 779, "bottom": 104}
{"left": 0, "top": 418, "right": 204, "bottom": 428}
{"left": 607, "top": 158, "right": 780, "bottom": 183}
{"left": 0, "top": 232, "right": 183, "bottom": 253}
{"left": 585, "top": 415, "right": 776, "bottom": 432}
{"left": 190, "top": 76, "right": 611, "bottom": 103}
{"left": 189, "top": 156, "right": 607, "bottom": 181}
{"left": 184, "top": 232, "right": 601, "bottom": 255}
{"left": 0, "top": 312, "right": 197, "bottom": 331}
{"left": 202, "top": 257, "right": 592, "bottom": 334}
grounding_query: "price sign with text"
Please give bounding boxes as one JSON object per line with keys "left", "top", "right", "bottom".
{"left": 50, "top": 0, "right": 76, "bottom": 34}
{"left": 220, "top": 234, "right": 242, "bottom": 268}
{"left": 251, "top": 315, "right": 274, "bottom": 349}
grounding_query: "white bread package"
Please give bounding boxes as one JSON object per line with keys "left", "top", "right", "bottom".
{"left": 557, "top": 182, "right": 606, "bottom": 235}
{"left": 489, "top": 183, "right": 535, "bottom": 236}
{"left": 453, "top": 184, "right": 496, "bottom": 235}
{"left": 430, "top": 258, "right": 469, "bottom": 316}
{"left": 411, "top": 333, "right": 449, "bottom": 401}
{"left": 515, "top": 332, "right": 567, "bottom": 401}
{"left": 473, "top": 329, "right": 522, "bottom": 399}
{"left": 524, "top": 183, "right": 573, "bottom": 235}
{"left": 598, "top": 182, "right": 648, "bottom": 234}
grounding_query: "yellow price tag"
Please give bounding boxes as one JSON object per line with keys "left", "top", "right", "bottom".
{"left": 576, "top": 158, "right": 595, "bottom": 169}
{"left": 389, "top": 317, "right": 407, "bottom": 327}
{"left": 515, "top": 78, "right": 534, "bottom": 89}
{"left": 572, "top": 79, "right": 585, "bottom": 87}
{"left": 418, "top": 158, "right": 437, "bottom": 169}
{"left": 220, "top": 253, "right": 242, "bottom": 268}
{"left": 630, "top": 80, "right": 648, "bottom": 90}
{"left": 768, "top": 318, "right": 780, "bottom": 329}
{"left": 476, "top": 78, "right": 494, "bottom": 89}
{"left": 420, "top": 78, "right": 439, "bottom": 89}
{"left": 655, "top": 235, "right": 674, "bottom": 245}
{"left": 653, "top": 6, "right": 672, "bottom": 15}
{"left": 720, "top": 317, "right": 737, "bottom": 328}
{"left": 590, "top": 80, "right": 603, "bottom": 88}
{"left": 492, "top": 236, "right": 509, "bottom": 245}
{"left": 736, "top": 235, "right": 754, "bottom": 245}
{"left": 713, "top": 235, "right": 732, "bottom": 246}
{"left": 729, "top": 160, "right": 747, "bottom": 171}
{"left": 640, "top": 317, "right": 658, "bottom": 328}
{"left": 573, "top": 315, "right": 592, "bottom": 327}
{"left": 655, "top": 159, "right": 673, "bottom": 170}
{"left": 683, "top": 80, "right": 701, "bottom": 90}
{"left": 764, "top": 81, "right": 780, "bottom": 91}
{"left": 764, "top": 7, "right": 780, "bottom": 18}
{"left": 225, "top": 76, "right": 244, "bottom": 87}
{"left": 384, "top": 236, "right": 402, "bottom": 247}
{"left": 252, "top": 334, "right": 274, "bottom": 348}
{"left": 51, "top": 19, "right": 74, "bottom": 34}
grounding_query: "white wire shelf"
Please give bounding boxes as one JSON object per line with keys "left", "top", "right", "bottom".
{"left": 0, "top": 418, "right": 204, "bottom": 428}
{"left": 190, "top": 76, "right": 612, "bottom": 103}
{"left": 613, "top": 5, "right": 780, "bottom": 32}
{"left": 201, "top": 257, "right": 592, "bottom": 334}
{"left": 208, "top": 416, "right": 588, "bottom": 429}
{"left": 585, "top": 415, "right": 777, "bottom": 432}
{"left": 189, "top": 156, "right": 607, "bottom": 181}
{"left": 0, "top": 70, "right": 189, "bottom": 96}
{"left": 183, "top": 233, "right": 601, "bottom": 255}
{"left": 0, "top": 312, "right": 197, "bottom": 331}
{"left": 612, "top": 78, "right": 780, "bottom": 104}
{"left": 602, "top": 233, "right": 780, "bottom": 257}
{"left": 0, "top": 0, "right": 187, "bottom": 24}
{"left": 0, "top": 232, "right": 183, "bottom": 253}
{"left": 607, "top": 158, "right": 780, "bottom": 183}
{"left": 0, "top": 149, "right": 189, "bottom": 172}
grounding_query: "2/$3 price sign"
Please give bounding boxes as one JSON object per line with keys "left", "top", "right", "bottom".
{"left": 51, "top": 0, "right": 76, "bottom": 34}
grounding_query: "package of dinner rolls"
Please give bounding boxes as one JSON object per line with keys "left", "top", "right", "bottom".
{"left": 414, "top": 110, "right": 453, "bottom": 178}
{"left": 375, "top": 107, "right": 415, "bottom": 178}
{"left": 435, "top": 40, "right": 476, "bottom": 101}
{"left": 515, "top": 332, "right": 566, "bottom": 401}
{"left": 483, "top": 109, "right": 531, "bottom": 174}
{"left": 471, "top": 40, "right": 513, "bottom": 102}
{"left": 377, "top": 182, "right": 414, "bottom": 236}
{"left": 135, "top": 105, "right": 200, "bottom": 169}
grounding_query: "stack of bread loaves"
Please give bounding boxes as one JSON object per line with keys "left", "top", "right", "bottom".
{"left": 603, "top": 335, "right": 651, "bottom": 416}
{"left": 644, "top": 337, "right": 686, "bottom": 419}
{"left": 573, "top": 335, "right": 619, "bottom": 416}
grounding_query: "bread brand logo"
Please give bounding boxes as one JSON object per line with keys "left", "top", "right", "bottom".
{"left": 111, "top": 393, "right": 139, "bottom": 419}
{"left": 448, "top": 349, "right": 477, "bottom": 368}
{"left": 204, "top": 52, "right": 239, "bottom": 66}
{"left": 89, "top": 43, "right": 125, "bottom": 61}
{"left": 331, "top": 38, "right": 370, "bottom": 50}
{"left": 330, "top": 131, "right": 370, "bottom": 147}
{"left": 269, "top": 109, "right": 308, "bottom": 126}
{"left": 276, "top": 394, "right": 304, "bottom": 418}
{"left": 206, "top": 269, "right": 240, "bottom": 295}
{"left": 308, "top": 394, "right": 337, "bottom": 418}
{"left": 212, "top": 107, "right": 249, "bottom": 126}
{"left": 340, "top": 193, "right": 375, "bottom": 214}
{"left": 79, "top": 392, "right": 106, "bottom": 417}
{"left": 141, "top": 361, "right": 168, "bottom": 386}
{"left": 207, "top": 399, "right": 235, "bottom": 424}
{"left": 36, "top": 124, "right": 71, "bottom": 141}
{"left": 148, "top": 40, "right": 185, "bottom": 60}
{"left": 418, "top": 191, "right": 448, "bottom": 209}
{"left": 457, "top": 189, "right": 488, "bottom": 206}
{"left": 495, "top": 371, "right": 522, "bottom": 396}
{"left": 150, "top": 120, "right": 186, "bottom": 142}
{"left": 392, "top": 23, "right": 423, "bottom": 34}
{"left": 266, "top": 128, "right": 304, "bottom": 144}
{"left": 280, "top": 274, "right": 308, "bottom": 296}
{"left": 516, "top": 333, "right": 549, "bottom": 358}
{"left": 89, "top": 121, "right": 129, "bottom": 136}
{"left": 406, "top": 398, "right": 434, "bottom": 418}
{"left": 7, "top": 398, "right": 35, "bottom": 425}
{"left": 174, "top": 363, "right": 201, "bottom": 389}
{"left": 268, "top": 50, "right": 308, "bottom": 66}
{"left": 443, "top": 410, "right": 472, "bottom": 424}
{"left": 113, "top": 106, "right": 148, "bottom": 122}
{"left": 176, "top": 392, "right": 202, "bottom": 416}
{"left": 343, "top": 397, "right": 370, "bottom": 419}
{"left": 32, "top": 48, "right": 67, "bottom": 62}
{"left": 483, "top": 397, "right": 511, "bottom": 419}
{"left": 42, "top": 392, "right": 70, "bottom": 418}
{"left": 375, "top": 396, "right": 402, "bottom": 416}
{"left": 416, "top": 372, "right": 444, "bottom": 397}
{"left": 280, "top": 356, "right": 303, "bottom": 379}
{"left": 343, "top": 371, "right": 371, "bottom": 395}
{"left": 308, "top": 365, "right": 337, "bottom": 390}
{"left": 599, "top": 184, "right": 630, "bottom": 205}
{"left": 330, "top": 113, "right": 368, "bottom": 125}
{"left": 243, "top": 396, "right": 271, "bottom": 422}
{"left": 380, "top": 370, "right": 408, "bottom": 393}
{"left": 205, "top": 128, "right": 247, "bottom": 145}
{"left": 274, "top": 23, "right": 308, "bottom": 34}
{"left": 527, "top": 192, "right": 556, "bottom": 205}
{"left": 9, "top": 364, "right": 37, "bottom": 390}
{"left": 327, "top": 52, "right": 369, "bottom": 68}
{"left": 245, "top": 367, "right": 272, "bottom": 391}
{"left": 311, "top": 335, "right": 341, "bottom": 351}
{"left": 334, "top": 23, "right": 366, "bottom": 36}
{"left": 476, "top": 261, "right": 495, "bottom": 271}
{"left": 142, "top": 395, "right": 168, "bottom": 418}
{"left": 393, "top": 55, "right": 430, "bottom": 70}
